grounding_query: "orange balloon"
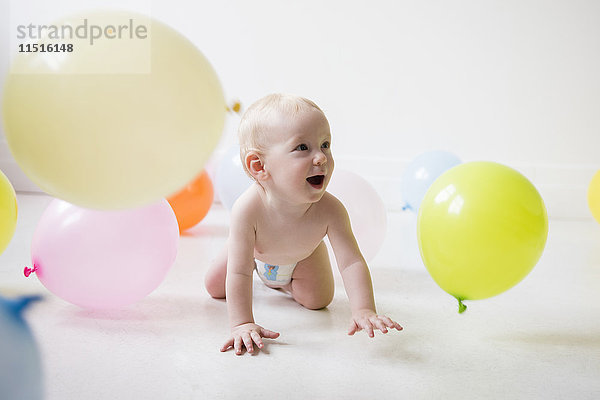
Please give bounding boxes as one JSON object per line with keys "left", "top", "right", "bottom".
{"left": 167, "top": 170, "right": 214, "bottom": 232}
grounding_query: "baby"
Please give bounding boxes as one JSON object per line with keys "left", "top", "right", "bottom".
{"left": 205, "top": 94, "right": 402, "bottom": 355}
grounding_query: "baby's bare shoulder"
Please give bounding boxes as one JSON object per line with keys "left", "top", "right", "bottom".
{"left": 311, "top": 192, "right": 348, "bottom": 222}
{"left": 318, "top": 191, "right": 345, "bottom": 212}
{"left": 230, "top": 184, "right": 263, "bottom": 224}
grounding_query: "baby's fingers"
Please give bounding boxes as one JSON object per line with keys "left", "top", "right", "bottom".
{"left": 259, "top": 327, "right": 280, "bottom": 339}
{"left": 347, "top": 320, "right": 359, "bottom": 336}
{"left": 234, "top": 336, "right": 244, "bottom": 355}
{"left": 250, "top": 331, "right": 264, "bottom": 349}
{"left": 370, "top": 316, "right": 389, "bottom": 334}
{"left": 349, "top": 319, "right": 375, "bottom": 337}
{"left": 379, "top": 315, "right": 404, "bottom": 331}
{"left": 220, "top": 338, "right": 234, "bottom": 352}
{"left": 357, "top": 319, "right": 375, "bottom": 338}
{"left": 242, "top": 332, "right": 254, "bottom": 353}
{"left": 365, "top": 321, "right": 375, "bottom": 338}
{"left": 380, "top": 315, "right": 403, "bottom": 331}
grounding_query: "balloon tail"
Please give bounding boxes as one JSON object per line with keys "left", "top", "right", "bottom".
{"left": 23, "top": 265, "right": 38, "bottom": 278}
{"left": 457, "top": 298, "right": 467, "bottom": 314}
{"left": 226, "top": 100, "right": 242, "bottom": 114}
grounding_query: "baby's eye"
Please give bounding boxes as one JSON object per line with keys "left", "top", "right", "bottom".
{"left": 321, "top": 141, "right": 330, "bottom": 149}
{"left": 295, "top": 144, "right": 309, "bottom": 151}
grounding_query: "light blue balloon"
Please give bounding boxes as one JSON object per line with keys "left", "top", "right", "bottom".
{"left": 0, "top": 294, "right": 43, "bottom": 400}
{"left": 401, "top": 150, "right": 462, "bottom": 212}
{"left": 215, "top": 145, "right": 254, "bottom": 210}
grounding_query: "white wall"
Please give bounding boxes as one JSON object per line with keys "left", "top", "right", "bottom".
{"left": 1, "top": 0, "right": 599, "bottom": 218}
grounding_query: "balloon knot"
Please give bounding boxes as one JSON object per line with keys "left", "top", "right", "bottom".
{"left": 24, "top": 265, "right": 38, "bottom": 278}
{"left": 457, "top": 298, "right": 467, "bottom": 314}
{"left": 226, "top": 100, "right": 242, "bottom": 114}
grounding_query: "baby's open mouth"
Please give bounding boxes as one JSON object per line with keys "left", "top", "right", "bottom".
{"left": 306, "top": 175, "right": 325, "bottom": 188}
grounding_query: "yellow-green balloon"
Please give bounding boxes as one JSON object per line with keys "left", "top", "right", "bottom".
{"left": 417, "top": 162, "right": 548, "bottom": 313}
{"left": 0, "top": 170, "right": 18, "bottom": 254}
{"left": 2, "top": 12, "right": 225, "bottom": 209}
{"left": 587, "top": 170, "right": 600, "bottom": 224}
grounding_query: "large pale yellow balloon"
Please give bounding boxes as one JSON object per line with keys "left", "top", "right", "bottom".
{"left": 2, "top": 12, "right": 225, "bottom": 209}
{"left": 417, "top": 162, "right": 548, "bottom": 313}
{"left": 588, "top": 170, "right": 600, "bottom": 223}
{"left": 0, "top": 170, "right": 18, "bottom": 254}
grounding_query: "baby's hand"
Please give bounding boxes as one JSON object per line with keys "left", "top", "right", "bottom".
{"left": 221, "top": 323, "right": 280, "bottom": 355}
{"left": 348, "top": 309, "right": 403, "bottom": 338}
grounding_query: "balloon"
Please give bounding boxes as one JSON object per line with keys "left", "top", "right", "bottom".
{"left": 167, "top": 170, "right": 214, "bottom": 232}
{"left": 327, "top": 170, "right": 387, "bottom": 262}
{"left": 587, "top": 170, "right": 600, "bottom": 224}
{"left": 0, "top": 295, "right": 43, "bottom": 400}
{"left": 417, "top": 162, "right": 548, "bottom": 313}
{"left": 3, "top": 11, "right": 225, "bottom": 209}
{"left": 215, "top": 145, "right": 253, "bottom": 210}
{"left": 0, "top": 170, "right": 18, "bottom": 254}
{"left": 401, "top": 151, "right": 462, "bottom": 212}
{"left": 27, "top": 199, "right": 179, "bottom": 309}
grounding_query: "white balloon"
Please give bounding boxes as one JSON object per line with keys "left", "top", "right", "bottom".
{"left": 327, "top": 170, "right": 387, "bottom": 262}
{"left": 400, "top": 150, "right": 461, "bottom": 212}
{"left": 215, "top": 145, "right": 253, "bottom": 210}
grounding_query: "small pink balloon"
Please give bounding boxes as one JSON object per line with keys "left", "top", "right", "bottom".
{"left": 327, "top": 170, "right": 387, "bottom": 261}
{"left": 29, "top": 199, "right": 179, "bottom": 309}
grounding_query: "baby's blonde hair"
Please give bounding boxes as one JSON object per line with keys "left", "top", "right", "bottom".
{"left": 238, "top": 93, "right": 325, "bottom": 177}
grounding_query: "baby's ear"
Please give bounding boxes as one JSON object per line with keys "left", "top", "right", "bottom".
{"left": 245, "top": 151, "right": 269, "bottom": 181}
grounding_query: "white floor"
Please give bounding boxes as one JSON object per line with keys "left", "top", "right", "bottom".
{"left": 1, "top": 193, "right": 599, "bottom": 400}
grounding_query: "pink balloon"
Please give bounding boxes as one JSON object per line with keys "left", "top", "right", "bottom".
{"left": 327, "top": 170, "right": 387, "bottom": 261}
{"left": 29, "top": 199, "right": 179, "bottom": 309}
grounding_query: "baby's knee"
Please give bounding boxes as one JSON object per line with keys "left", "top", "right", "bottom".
{"left": 296, "top": 290, "right": 334, "bottom": 310}
{"left": 204, "top": 272, "right": 226, "bottom": 299}
{"left": 206, "top": 285, "right": 226, "bottom": 299}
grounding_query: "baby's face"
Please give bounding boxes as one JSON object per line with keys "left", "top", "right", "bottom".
{"left": 261, "top": 109, "right": 334, "bottom": 204}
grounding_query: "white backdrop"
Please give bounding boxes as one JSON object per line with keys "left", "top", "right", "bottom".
{"left": 1, "top": 0, "right": 599, "bottom": 217}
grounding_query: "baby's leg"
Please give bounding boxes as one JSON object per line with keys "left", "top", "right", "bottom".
{"left": 204, "top": 243, "right": 228, "bottom": 299}
{"left": 289, "top": 241, "right": 334, "bottom": 310}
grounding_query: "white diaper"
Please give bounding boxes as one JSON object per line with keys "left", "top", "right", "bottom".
{"left": 255, "top": 259, "right": 297, "bottom": 286}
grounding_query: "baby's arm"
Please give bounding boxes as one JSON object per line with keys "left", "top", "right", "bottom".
{"left": 325, "top": 194, "right": 403, "bottom": 337}
{"left": 220, "top": 199, "right": 280, "bottom": 355}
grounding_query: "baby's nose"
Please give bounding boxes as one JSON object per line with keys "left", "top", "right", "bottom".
{"left": 314, "top": 153, "right": 327, "bottom": 165}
